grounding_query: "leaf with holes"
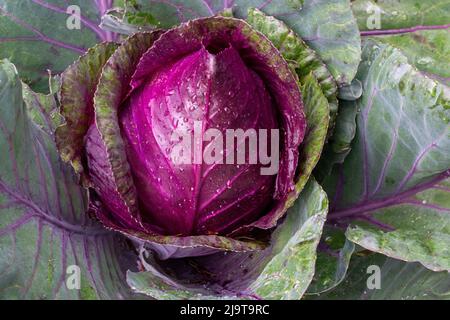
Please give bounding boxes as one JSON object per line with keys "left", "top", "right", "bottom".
{"left": 0, "top": 60, "right": 134, "bottom": 299}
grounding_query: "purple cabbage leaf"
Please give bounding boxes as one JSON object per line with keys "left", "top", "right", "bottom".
{"left": 55, "top": 17, "right": 311, "bottom": 255}
{"left": 125, "top": 73, "right": 331, "bottom": 299}
{"left": 128, "top": 178, "right": 328, "bottom": 299}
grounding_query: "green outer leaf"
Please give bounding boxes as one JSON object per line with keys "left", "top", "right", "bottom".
{"left": 248, "top": 179, "right": 328, "bottom": 299}
{"left": 306, "top": 227, "right": 355, "bottom": 294}
{"left": 127, "top": 249, "right": 241, "bottom": 299}
{"left": 338, "top": 78, "right": 363, "bottom": 101}
{"left": 310, "top": 252, "right": 450, "bottom": 300}
{"left": 375, "top": 30, "right": 450, "bottom": 86}
{"left": 295, "top": 75, "right": 331, "bottom": 194}
{"left": 323, "top": 40, "right": 450, "bottom": 271}
{"left": 120, "top": 0, "right": 361, "bottom": 85}
{"left": 0, "top": 0, "right": 117, "bottom": 92}
{"left": 106, "top": 223, "right": 267, "bottom": 252}
{"left": 326, "top": 101, "right": 359, "bottom": 155}
{"left": 127, "top": 179, "right": 329, "bottom": 300}
{"left": 263, "top": 0, "right": 361, "bottom": 85}
{"left": 352, "top": 0, "right": 450, "bottom": 31}
{"left": 100, "top": 10, "right": 156, "bottom": 35}
{"left": 0, "top": 60, "right": 133, "bottom": 299}
{"left": 55, "top": 42, "right": 119, "bottom": 177}
{"left": 346, "top": 178, "right": 450, "bottom": 272}
{"left": 127, "top": 270, "right": 237, "bottom": 300}
{"left": 246, "top": 8, "right": 338, "bottom": 129}
{"left": 315, "top": 100, "right": 358, "bottom": 180}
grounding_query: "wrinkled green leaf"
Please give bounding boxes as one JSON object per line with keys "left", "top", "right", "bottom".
{"left": 315, "top": 100, "right": 359, "bottom": 180}
{"left": 0, "top": 60, "right": 133, "bottom": 299}
{"left": 93, "top": 32, "right": 160, "bottom": 227}
{"left": 248, "top": 179, "right": 328, "bottom": 299}
{"left": 22, "top": 81, "right": 63, "bottom": 136}
{"left": 0, "top": 0, "right": 118, "bottom": 92}
{"left": 55, "top": 42, "right": 119, "bottom": 177}
{"left": 338, "top": 79, "right": 363, "bottom": 101}
{"left": 310, "top": 252, "right": 450, "bottom": 300}
{"left": 100, "top": 2, "right": 161, "bottom": 35}
{"left": 306, "top": 227, "right": 355, "bottom": 294}
{"left": 293, "top": 74, "right": 330, "bottom": 194}
{"left": 323, "top": 40, "right": 450, "bottom": 271}
{"left": 246, "top": 8, "right": 338, "bottom": 131}
{"left": 318, "top": 29, "right": 449, "bottom": 182}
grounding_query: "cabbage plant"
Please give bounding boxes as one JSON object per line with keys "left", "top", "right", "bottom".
{"left": 0, "top": 0, "right": 449, "bottom": 300}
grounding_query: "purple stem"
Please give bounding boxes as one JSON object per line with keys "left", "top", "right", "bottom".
{"left": 201, "top": 0, "right": 215, "bottom": 15}
{"left": 361, "top": 24, "right": 450, "bottom": 36}
{"left": 0, "top": 179, "right": 109, "bottom": 236}
{"left": 420, "top": 71, "right": 450, "bottom": 85}
{"left": 94, "top": 0, "right": 118, "bottom": 42}
{"left": 395, "top": 130, "right": 446, "bottom": 194}
{"left": 329, "top": 170, "right": 450, "bottom": 219}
